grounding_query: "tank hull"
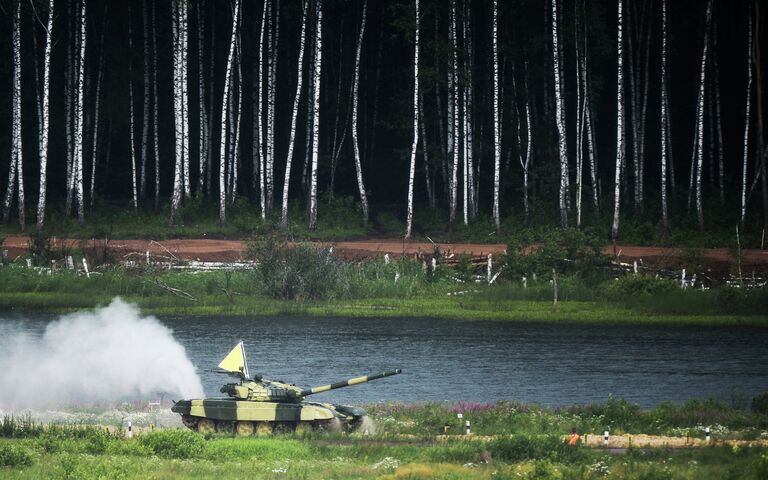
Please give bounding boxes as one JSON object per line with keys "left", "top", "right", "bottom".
{"left": 171, "top": 398, "right": 367, "bottom": 434}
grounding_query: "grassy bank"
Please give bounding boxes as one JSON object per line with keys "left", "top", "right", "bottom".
{"left": 1, "top": 264, "right": 767, "bottom": 325}
{"left": 2, "top": 397, "right": 768, "bottom": 479}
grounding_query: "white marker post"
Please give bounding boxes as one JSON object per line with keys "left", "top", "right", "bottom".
{"left": 82, "top": 258, "right": 90, "bottom": 278}
{"left": 705, "top": 426, "right": 710, "bottom": 443}
{"left": 465, "top": 420, "right": 471, "bottom": 435}
{"left": 604, "top": 430, "right": 609, "bottom": 446}
{"left": 127, "top": 421, "right": 133, "bottom": 439}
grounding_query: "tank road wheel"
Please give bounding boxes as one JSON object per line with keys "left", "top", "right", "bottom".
{"left": 216, "top": 421, "right": 235, "bottom": 434}
{"left": 197, "top": 418, "right": 216, "bottom": 434}
{"left": 235, "top": 421, "right": 255, "bottom": 437}
{"left": 273, "top": 422, "right": 294, "bottom": 435}
{"left": 319, "top": 417, "right": 343, "bottom": 433}
{"left": 254, "top": 422, "right": 273, "bottom": 436}
{"left": 181, "top": 415, "right": 199, "bottom": 431}
{"left": 294, "top": 422, "right": 313, "bottom": 437}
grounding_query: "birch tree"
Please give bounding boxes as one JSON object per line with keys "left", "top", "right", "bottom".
{"left": 351, "top": 0, "right": 370, "bottom": 222}
{"left": 693, "top": 0, "right": 713, "bottom": 231}
{"left": 196, "top": 0, "right": 208, "bottom": 197}
{"left": 279, "top": 0, "right": 309, "bottom": 227}
{"left": 169, "top": 0, "right": 189, "bottom": 226}
{"left": 308, "top": 0, "right": 324, "bottom": 230}
{"left": 266, "top": 0, "right": 280, "bottom": 214}
{"left": 741, "top": 7, "right": 753, "bottom": 225}
{"left": 611, "top": 0, "right": 625, "bottom": 240}
{"left": 152, "top": 0, "right": 161, "bottom": 211}
{"left": 552, "top": 0, "right": 569, "bottom": 228}
{"left": 405, "top": 0, "right": 420, "bottom": 239}
{"left": 128, "top": 4, "right": 138, "bottom": 209}
{"left": 217, "top": 0, "right": 241, "bottom": 225}
{"left": 90, "top": 7, "right": 106, "bottom": 209}
{"left": 140, "top": 0, "right": 150, "bottom": 201}
{"left": 3, "top": 0, "right": 24, "bottom": 229}
{"left": 660, "top": 0, "right": 670, "bottom": 231}
{"left": 449, "top": 0, "right": 459, "bottom": 225}
{"left": 73, "top": 0, "right": 87, "bottom": 225}
{"left": 36, "top": 0, "right": 54, "bottom": 229}
{"left": 256, "top": 0, "right": 268, "bottom": 219}
{"left": 492, "top": 0, "right": 501, "bottom": 234}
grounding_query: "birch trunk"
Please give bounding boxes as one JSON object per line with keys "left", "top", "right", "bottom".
{"left": 449, "top": 0, "right": 460, "bottom": 226}
{"left": 660, "top": 0, "right": 669, "bottom": 231}
{"left": 217, "top": 0, "right": 241, "bottom": 225}
{"left": 180, "top": 3, "right": 190, "bottom": 200}
{"left": 65, "top": 0, "right": 74, "bottom": 216}
{"left": 492, "top": 0, "right": 501, "bottom": 233}
{"left": 267, "top": 0, "right": 280, "bottom": 214}
{"left": 152, "top": 0, "right": 160, "bottom": 212}
{"left": 279, "top": 0, "right": 309, "bottom": 227}
{"left": 405, "top": 0, "right": 420, "bottom": 239}
{"left": 256, "top": 0, "right": 268, "bottom": 219}
{"left": 741, "top": 8, "right": 753, "bottom": 225}
{"left": 36, "top": 0, "right": 54, "bottom": 229}
{"left": 231, "top": 38, "right": 243, "bottom": 204}
{"left": 128, "top": 4, "right": 138, "bottom": 209}
{"left": 90, "top": 11, "right": 106, "bottom": 209}
{"left": 169, "top": 0, "right": 185, "bottom": 226}
{"left": 420, "top": 93, "right": 434, "bottom": 209}
{"left": 140, "top": 0, "right": 150, "bottom": 201}
{"left": 612, "top": 0, "right": 625, "bottom": 240}
{"left": 464, "top": 1, "right": 474, "bottom": 222}
{"left": 351, "top": 0, "right": 370, "bottom": 221}
{"left": 694, "top": 0, "right": 713, "bottom": 231}
{"left": 552, "top": 0, "right": 569, "bottom": 228}
{"left": 308, "top": 0, "right": 323, "bottom": 230}
{"left": 196, "top": 0, "right": 208, "bottom": 197}
{"left": 73, "top": 0, "right": 86, "bottom": 225}
{"left": 3, "top": 0, "right": 24, "bottom": 229}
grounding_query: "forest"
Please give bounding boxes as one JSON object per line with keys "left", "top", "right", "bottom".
{"left": 0, "top": 0, "right": 766, "bottom": 244}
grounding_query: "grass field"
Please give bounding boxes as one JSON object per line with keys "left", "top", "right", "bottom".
{"left": 2, "top": 398, "right": 768, "bottom": 479}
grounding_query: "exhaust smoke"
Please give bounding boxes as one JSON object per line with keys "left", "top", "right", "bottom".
{"left": 0, "top": 298, "right": 203, "bottom": 408}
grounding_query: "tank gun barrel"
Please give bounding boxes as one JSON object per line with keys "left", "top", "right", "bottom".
{"left": 300, "top": 369, "right": 402, "bottom": 397}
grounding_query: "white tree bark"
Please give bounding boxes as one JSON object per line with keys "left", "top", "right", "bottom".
{"left": 230, "top": 37, "right": 243, "bottom": 205}
{"left": 611, "top": 0, "right": 625, "bottom": 240}
{"left": 351, "top": 0, "right": 370, "bottom": 222}
{"left": 218, "top": 0, "right": 241, "bottom": 225}
{"left": 73, "top": 0, "right": 87, "bottom": 225}
{"left": 405, "top": 0, "right": 420, "bottom": 239}
{"left": 256, "top": 0, "right": 268, "bottom": 219}
{"left": 308, "top": 0, "right": 324, "bottom": 230}
{"left": 90, "top": 11, "right": 106, "bottom": 209}
{"left": 36, "top": 0, "right": 54, "bottom": 229}
{"left": 694, "top": 0, "right": 713, "bottom": 231}
{"left": 660, "top": 0, "right": 669, "bottom": 231}
{"left": 3, "top": 0, "right": 24, "bottom": 229}
{"left": 180, "top": 3, "right": 190, "bottom": 200}
{"left": 741, "top": 9, "right": 753, "bottom": 225}
{"left": 64, "top": 0, "right": 75, "bottom": 216}
{"left": 492, "top": 0, "right": 501, "bottom": 233}
{"left": 140, "top": 0, "right": 150, "bottom": 201}
{"left": 463, "top": 1, "right": 474, "bottom": 222}
{"left": 152, "top": 0, "right": 161, "bottom": 211}
{"left": 267, "top": 0, "right": 280, "bottom": 214}
{"left": 449, "top": 0, "right": 459, "bottom": 225}
{"left": 279, "top": 0, "right": 309, "bottom": 227}
{"left": 196, "top": 0, "right": 208, "bottom": 197}
{"left": 128, "top": 3, "right": 138, "bottom": 209}
{"left": 552, "top": 0, "right": 569, "bottom": 228}
{"left": 712, "top": 32, "right": 724, "bottom": 202}
{"left": 169, "top": 0, "right": 185, "bottom": 226}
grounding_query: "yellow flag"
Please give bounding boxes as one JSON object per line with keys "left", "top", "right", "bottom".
{"left": 218, "top": 341, "right": 249, "bottom": 378}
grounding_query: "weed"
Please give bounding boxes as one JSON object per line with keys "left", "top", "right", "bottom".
{"left": 0, "top": 442, "right": 33, "bottom": 468}
{"left": 138, "top": 429, "right": 206, "bottom": 459}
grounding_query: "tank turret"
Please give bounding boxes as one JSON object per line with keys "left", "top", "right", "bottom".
{"left": 171, "top": 342, "right": 401, "bottom": 435}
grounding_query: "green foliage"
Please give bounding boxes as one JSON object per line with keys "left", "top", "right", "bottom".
{"left": 138, "top": 429, "right": 206, "bottom": 459}
{"left": 247, "top": 237, "right": 351, "bottom": 300}
{"left": 504, "top": 228, "right": 609, "bottom": 278}
{"left": 752, "top": 392, "right": 768, "bottom": 415}
{"left": 0, "top": 415, "right": 43, "bottom": 439}
{"left": 604, "top": 275, "right": 678, "bottom": 300}
{"left": 0, "top": 442, "right": 33, "bottom": 468}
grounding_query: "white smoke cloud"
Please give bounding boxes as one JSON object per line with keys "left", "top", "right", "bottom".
{"left": 0, "top": 298, "right": 203, "bottom": 408}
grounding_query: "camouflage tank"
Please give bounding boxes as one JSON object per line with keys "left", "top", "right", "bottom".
{"left": 171, "top": 342, "right": 401, "bottom": 435}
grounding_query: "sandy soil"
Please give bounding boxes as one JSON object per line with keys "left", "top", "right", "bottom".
{"left": 2, "top": 235, "right": 767, "bottom": 271}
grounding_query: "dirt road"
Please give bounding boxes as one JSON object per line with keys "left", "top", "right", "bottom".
{"left": 2, "top": 235, "right": 767, "bottom": 270}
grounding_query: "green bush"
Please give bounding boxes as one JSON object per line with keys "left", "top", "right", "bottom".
{"left": 138, "top": 429, "right": 206, "bottom": 459}
{"left": 0, "top": 442, "right": 34, "bottom": 468}
{"left": 247, "top": 237, "right": 350, "bottom": 300}
{"left": 604, "top": 275, "right": 677, "bottom": 300}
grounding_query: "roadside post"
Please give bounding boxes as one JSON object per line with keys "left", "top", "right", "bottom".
{"left": 127, "top": 421, "right": 133, "bottom": 439}
{"left": 705, "top": 426, "right": 711, "bottom": 443}
{"left": 466, "top": 420, "right": 471, "bottom": 435}
{"left": 604, "top": 430, "right": 609, "bottom": 446}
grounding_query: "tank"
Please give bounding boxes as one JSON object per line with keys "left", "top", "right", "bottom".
{"left": 171, "top": 342, "right": 401, "bottom": 435}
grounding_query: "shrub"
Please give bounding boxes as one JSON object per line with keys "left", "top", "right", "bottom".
{"left": 604, "top": 275, "right": 677, "bottom": 300}
{"left": 0, "top": 442, "right": 34, "bottom": 468}
{"left": 139, "top": 429, "right": 206, "bottom": 459}
{"left": 247, "top": 237, "right": 350, "bottom": 300}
